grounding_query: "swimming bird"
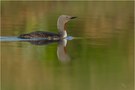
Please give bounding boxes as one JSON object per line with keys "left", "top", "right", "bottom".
{"left": 18, "top": 15, "right": 76, "bottom": 40}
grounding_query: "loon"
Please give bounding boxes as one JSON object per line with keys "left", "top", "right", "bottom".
{"left": 18, "top": 15, "right": 76, "bottom": 40}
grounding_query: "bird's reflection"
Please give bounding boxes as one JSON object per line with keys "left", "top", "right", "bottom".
{"left": 27, "top": 40, "right": 59, "bottom": 45}
{"left": 57, "top": 39, "right": 70, "bottom": 62}
{"left": 23, "top": 39, "right": 70, "bottom": 62}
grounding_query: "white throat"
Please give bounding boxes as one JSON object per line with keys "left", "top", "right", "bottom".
{"left": 63, "top": 31, "right": 67, "bottom": 38}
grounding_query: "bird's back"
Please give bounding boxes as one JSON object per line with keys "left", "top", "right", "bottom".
{"left": 18, "top": 31, "right": 60, "bottom": 40}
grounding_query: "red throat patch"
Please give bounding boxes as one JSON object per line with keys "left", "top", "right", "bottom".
{"left": 64, "top": 47, "right": 67, "bottom": 53}
{"left": 64, "top": 23, "right": 67, "bottom": 30}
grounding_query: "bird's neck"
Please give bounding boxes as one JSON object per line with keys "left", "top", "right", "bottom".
{"left": 57, "top": 20, "right": 67, "bottom": 38}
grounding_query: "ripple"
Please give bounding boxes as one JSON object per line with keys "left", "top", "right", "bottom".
{"left": 0, "top": 36, "right": 75, "bottom": 42}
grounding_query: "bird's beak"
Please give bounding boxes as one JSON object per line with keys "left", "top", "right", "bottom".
{"left": 70, "top": 16, "right": 77, "bottom": 19}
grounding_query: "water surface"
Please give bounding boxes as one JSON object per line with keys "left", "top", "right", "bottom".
{"left": 1, "top": 1, "right": 134, "bottom": 90}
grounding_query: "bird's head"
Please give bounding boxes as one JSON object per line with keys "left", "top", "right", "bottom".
{"left": 58, "top": 15, "right": 77, "bottom": 24}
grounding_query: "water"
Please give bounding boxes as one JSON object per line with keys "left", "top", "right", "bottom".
{"left": 0, "top": 36, "right": 73, "bottom": 41}
{"left": 1, "top": 1, "right": 134, "bottom": 90}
